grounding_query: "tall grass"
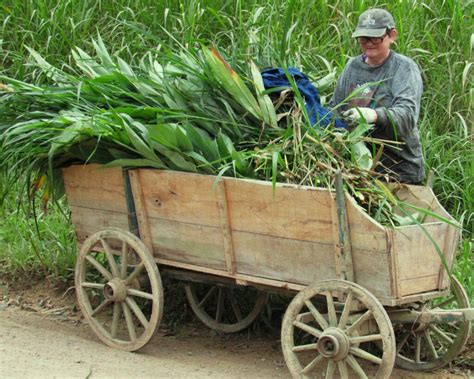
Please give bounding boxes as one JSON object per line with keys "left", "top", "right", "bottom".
{"left": 0, "top": 0, "right": 472, "bottom": 297}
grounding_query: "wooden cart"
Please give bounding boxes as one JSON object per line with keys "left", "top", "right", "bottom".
{"left": 63, "top": 164, "right": 472, "bottom": 378}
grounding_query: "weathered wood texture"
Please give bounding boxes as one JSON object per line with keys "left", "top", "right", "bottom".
{"left": 62, "top": 165, "right": 459, "bottom": 305}
{"left": 63, "top": 164, "right": 129, "bottom": 244}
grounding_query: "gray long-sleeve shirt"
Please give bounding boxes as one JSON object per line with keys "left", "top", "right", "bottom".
{"left": 331, "top": 51, "right": 424, "bottom": 183}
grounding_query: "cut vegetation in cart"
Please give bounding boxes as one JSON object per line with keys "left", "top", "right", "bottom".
{"left": 0, "top": 1, "right": 472, "bottom": 378}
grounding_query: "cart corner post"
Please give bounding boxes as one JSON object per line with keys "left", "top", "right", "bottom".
{"left": 122, "top": 168, "right": 153, "bottom": 254}
{"left": 335, "top": 171, "right": 354, "bottom": 282}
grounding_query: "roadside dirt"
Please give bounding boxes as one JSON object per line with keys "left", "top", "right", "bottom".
{"left": 0, "top": 279, "right": 472, "bottom": 378}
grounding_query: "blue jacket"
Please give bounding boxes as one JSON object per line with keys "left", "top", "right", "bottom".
{"left": 261, "top": 67, "right": 347, "bottom": 129}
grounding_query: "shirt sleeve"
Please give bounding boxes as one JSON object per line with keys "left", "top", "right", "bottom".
{"left": 374, "top": 63, "right": 423, "bottom": 142}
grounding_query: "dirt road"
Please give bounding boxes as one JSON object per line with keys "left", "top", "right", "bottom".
{"left": 0, "top": 282, "right": 471, "bottom": 378}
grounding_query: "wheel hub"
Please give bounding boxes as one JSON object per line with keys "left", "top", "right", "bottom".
{"left": 317, "top": 327, "right": 350, "bottom": 361}
{"left": 103, "top": 278, "right": 127, "bottom": 302}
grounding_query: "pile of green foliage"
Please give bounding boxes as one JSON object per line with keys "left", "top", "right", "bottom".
{"left": 0, "top": 37, "right": 416, "bottom": 226}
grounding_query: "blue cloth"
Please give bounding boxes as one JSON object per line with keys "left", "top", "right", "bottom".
{"left": 261, "top": 67, "right": 347, "bottom": 129}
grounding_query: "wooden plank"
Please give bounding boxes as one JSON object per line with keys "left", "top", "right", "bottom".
{"left": 63, "top": 164, "right": 127, "bottom": 213}
{"left": 379, "top": 289, "right": 450, "bottom": 307}
{"left": 393, "top": 223, "right": 450, "bottom": 296}
{"left": 155, "top": 257, "right": 306, "bottom": 292}
{"left": 224, "top": 178, "right": 336, "bottom": 244}
{"left": 70, "top": 206, "right": 129, "bottom": 243}
{"left": 344, "top": 195, "right": 388, "bottom": 253}
{"left": 232, "top": 231, "right": 337, "bottom": 285}
{"left": 351, "top": 249, "right": 393, "bottom": 300}
{"left": 390, "top": 184, "right": 457, "bottom": 224}
{"left": 148, "top": 218, "right": 226, "bottom": 270}
{"left": 216, "top": 180, "right": 236, "bottom": 274}
{"left": 138, "top": 169, "right": 221, "bottom": 227}
{"left": 129, "top": 170, "right": 153, "bottom": 253}
{"left": 438, "top": 225, "right": 460, "bottom": 289}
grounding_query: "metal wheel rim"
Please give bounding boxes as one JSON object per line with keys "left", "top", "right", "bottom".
{"left": 185, "top": 283, "right": 267, "bottom": 333}
{"left": 394, "top": 277, "right": 471, "bottom": 371}
{"left": 75, "top": 228, "right": 163, "bottom": 351}
{"left": 281, "top": 279, "right": 395, "bottom": 379}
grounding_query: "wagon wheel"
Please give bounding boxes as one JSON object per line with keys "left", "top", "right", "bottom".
{"left": 184, "top": 283, "right": 267, "bottom": 333}
{"left": 394, "top": 277, "right": 471, "bottom": 371}
{"left": 75, "top": 228, "right": 164, "bottom": 351}
{"left": 281, "top": 280, "right": 395, "bottom": 379}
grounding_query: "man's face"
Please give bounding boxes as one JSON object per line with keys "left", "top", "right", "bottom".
{"left": 358, "top": 30, "right": 397, "bottom": 62}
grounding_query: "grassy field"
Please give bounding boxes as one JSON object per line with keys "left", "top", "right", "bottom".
{"left": 0, "top": 0, "right": 472, "bottom": 300}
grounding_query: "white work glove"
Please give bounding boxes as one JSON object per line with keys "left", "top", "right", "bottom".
{"left": 342, "top": 107, "right": 377, "bottom": 124}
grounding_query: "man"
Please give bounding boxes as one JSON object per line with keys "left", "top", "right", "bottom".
{"left": 331, "top": 8, "right": 424, "bottom": 184}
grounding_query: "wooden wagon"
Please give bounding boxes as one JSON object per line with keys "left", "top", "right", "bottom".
{"left": 63, "top": 164, "right": 472, "bottom": 378}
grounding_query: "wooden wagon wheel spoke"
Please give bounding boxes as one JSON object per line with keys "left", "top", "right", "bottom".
{"left": 429, "top": 324, "right": 453, "bottom": 344}
{"left": 350, "top": 333, "right": 383, "bottom": 344}
{"left": 325, "top": 359, "right": 335, "bottom": 378}
{"left": 197, "top": 286, "right": 217, "bottom": 308}
{"left": 423, "top": 330, "right": 438, "bottom": 359}
{"left": 122, "top": 302, "right": 137, "bottom": 342}
{"left": 345, "top": 310, "right": 372, "bottom": 335}
{"left": 291, "top": 343, "right": 318, "bottom": 353}
{"left": 281, "top": 280, "right": 395, "bottom": 379}
{"left": 81, "top": 282, "right": 105, "bottom": 289}
{"left": 90, "top": 298, "right": 112, "bottom": 317}
{"left": 125, "top": 297, "right": 149, "bottom": 329}
{"left": 326, "top": 292, "right": 337, "bottom": 327}
{"left": 228, "top": 291, "right": 243, "bottom": 321}
{"left": 304, "top": 299, "right": 329, "bottom": 330}
{"left": 350, "top": 347, "right": 383, "bottom": 365}
{"left": 415, "top": 335, "right": 422, "bottom": 363}
{"left": 338, "top": 291, "right": 353, "bottom": 329}
{"left": 85, "top": 255, "right": 112, "bottom": 281}
{"left": 215, "top": 288, "right": 225, "bottom": 322}
{"left": 292, "top": 321, "right": 323, "bottom": 339}
{"left": 301, "top": 354, "right": 324, "bottom": 375}
{"left": 76, "top": 228, "right": 163, "bottom": 352}
{"left": 346, "top": 355, "right": 368, "bottom": 379}
{"left": 100, "top": 238, "right": 120, "bottom": 278}
{"left": 120, "top": 241, "right": 128, "bottom": 279}
{"left": 396, "top": 331, "right": 410, "bottom": 354}
{"left": 337, "top": 359, "right": 349, "bottom": 378}
{"left": 393, "top": 277, "right": 471, "bottom": 371}
{"left": 185, "top": 283, "right": 267, "bottom": 333}
{"left": 127, "top": 288, "right": 154, "bottom": 300}
{"left": 111, "top": 302, "right": 121, "bottom": 339}
{"left": 124, "top": 262, "right": 145, "bottom": 286}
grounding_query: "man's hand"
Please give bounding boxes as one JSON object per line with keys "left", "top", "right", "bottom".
{"left": 342, "top": 107, "right": 377, "bottom": 124}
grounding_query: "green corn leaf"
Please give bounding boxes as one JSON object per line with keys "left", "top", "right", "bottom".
{"left": 92, "top": 35, "right": 115, "bottom": 69}
{"left": 202, "top": 46, "right": 262, "bottom": 120}
{"left": 103, "top": 158, "right": 167, "bottom": 169}
{"left": 250, "top": 61, "right": 277, "bottom": 127}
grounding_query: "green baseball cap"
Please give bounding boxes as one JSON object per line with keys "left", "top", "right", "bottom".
{"left": 352, "top": 9, "right": 396, "bottom": 38}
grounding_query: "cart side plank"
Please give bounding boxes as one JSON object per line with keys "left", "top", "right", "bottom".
{"left": 148, "top": 218, "right": 227, "bottom": 270}
{"left": 393, "top": 223, "right": 450, "bottom": 296}
{"left": 138, "top": 169, "right": 222, "bottom": 228}
{"left": 69, "top": 206, "right": 129, "bottom": 244}
{"left": 62, "top": 164, "right": 127, "bottom": 213}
